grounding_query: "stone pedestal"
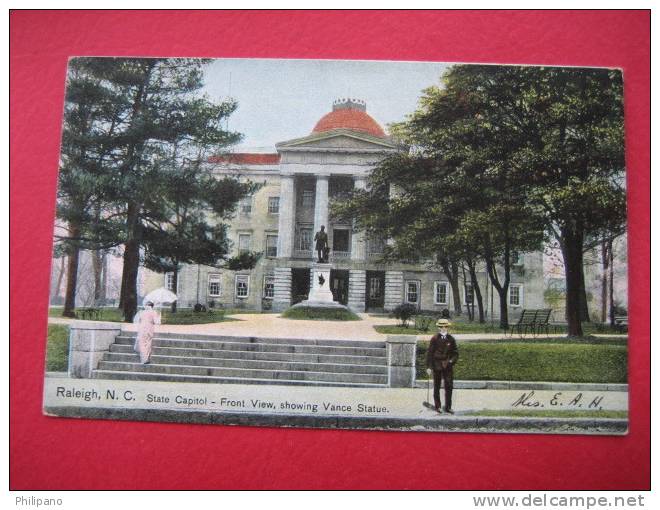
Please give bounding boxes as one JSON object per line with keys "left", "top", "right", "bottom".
{"left": 386, "top": 335, "right": 417, "bottom": 388}
{"left": 68, "top": 321, "right": 122, "bottom": 378}
{"left": 293, "top": 263, "right": 348, "bottom": 310}
{"left": 307, "top": 263, "right": 334, "bottom": 303}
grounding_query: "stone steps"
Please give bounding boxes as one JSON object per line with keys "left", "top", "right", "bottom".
{"left": 103, "top": 351, "right": 387, "bottom": 375}
{"left": 94, "top": 333, "right": 389, "bottom": 387}
{"left": 108, "top": 344, "right": 387, "bottom": 365}
{"left": 113, "top": 335, "right": 386, "bottom": 357}
{"left": 92, "top": 370, "right": 387, "bottom": 387}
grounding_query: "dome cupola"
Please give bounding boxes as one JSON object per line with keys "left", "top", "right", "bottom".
{"left": 312, "top": 98, "right": 386, "bottom": 138}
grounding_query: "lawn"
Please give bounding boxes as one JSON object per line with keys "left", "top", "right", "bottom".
{"left": 160, "top": 310, "right": 236, "bottom": 325}
{"left": 281, "top": 306, "right": 361, "bottom": 321}
{"left": 48, "top": 306, "right": 237, "bottom": 324}
{"left": 375, "top": 319, "right": 626, "bottom": 336}
{"left": 45, "top": 324, "right": 69, "bottom": 372}
{"left": 415, "top": 340, "right": 627, "bottom": 383}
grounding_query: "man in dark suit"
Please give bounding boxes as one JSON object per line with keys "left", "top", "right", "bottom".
{"left": 426, "top": 318, "right": 459, "bottom": 414}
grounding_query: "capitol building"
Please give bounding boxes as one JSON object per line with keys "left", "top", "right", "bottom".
{"left": 143, "top": 98, "right": 544, "bottom": 315}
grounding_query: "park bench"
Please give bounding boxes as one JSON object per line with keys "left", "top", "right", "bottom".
{"left": 508, "top": 308, "right": 553, "bottom": 338}
{"left": 614, "top": 315, "right": 628, "bottom": 333}
{"left": 533, "top": 308, "right": 553, "bottom": 336}
{"left": 508, "top": 309, "right": 538, "bottom": 337}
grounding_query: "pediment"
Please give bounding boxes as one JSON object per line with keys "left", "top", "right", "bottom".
{"left": 276, "top": 129, "right": 398, "bottom": 151}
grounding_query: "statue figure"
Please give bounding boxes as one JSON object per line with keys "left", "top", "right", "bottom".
{"left": 314, "top": 226, "right": 329, "bottom": 263}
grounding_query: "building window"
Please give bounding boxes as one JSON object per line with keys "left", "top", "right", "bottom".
{"left": 263, "top": 275, "right": 275, "bottom": 299}
{"left": 268, "top": 197, "right": 280, "bottom": 214}
{"left": 509, "top": 284, "right": 523, "bottom": 307}
{"left": 302, "top": 189, "right": 314, "bottom": 208}
{"left": 368, "top": 237, "right": 385, "bottom": 255}
{"left": 208, "top": 273, "right": 222, "bottom": 297}
{"left": 463, "top": 282, "right": 474, "bottom": 305}
{"left": 405, "top": 281, "right": 420, "bottom": 305}
{"left": 238, "top": 233, "right": 251, "bottom": 255}
{"left": 332, "top": 228, "right": 350, "bottom": 253}
{"left": 434, "top": 281, "right": 449, "bottom": 305}
{"left": 165, "top": 272, "right": 176, "bottom": 292}
{"left": 299, "top": 227, "right": 313, "bottom": 251}
{"left": 266, "top": 234, "right": 278, "bottom": 258}
{"left": 511, "top": 251, "right": 523, "bottom": 265}
{"left": 235, "top": 274, "right": 249, "bottom": 298}
{"left": 239, "top": 198, "right": 252, "bottom": 215}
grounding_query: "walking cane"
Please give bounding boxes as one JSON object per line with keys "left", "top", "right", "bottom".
{"left": 427, "top": 373, "right": 430, "bottom": 405}
{"left": 423, "top": 369, "right": 434, "bottom": 410}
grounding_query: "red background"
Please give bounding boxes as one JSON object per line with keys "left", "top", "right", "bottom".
{"left": 10, "top": 10, "right": 650, "bottom": 490}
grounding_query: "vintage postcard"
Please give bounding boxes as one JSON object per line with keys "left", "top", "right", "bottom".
{"left": 43, "top": 58, "right": 628, "bottom": 434}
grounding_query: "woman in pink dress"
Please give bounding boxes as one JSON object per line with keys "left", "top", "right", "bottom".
{"left": 134, "top": 302, "right": 161, "bottom": 364}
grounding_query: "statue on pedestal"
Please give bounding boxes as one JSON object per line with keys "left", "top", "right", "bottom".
{"left": 314, "top": 226, "right": 329, "bottom": 263}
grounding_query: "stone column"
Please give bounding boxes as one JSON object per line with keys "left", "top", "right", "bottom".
{"left": 386, "top": 335, "right": 417, "bottom": 388}
{"left": 68, "top": 321, "right": 122, "bottom": 378}
{"left": 277, "top": 174, "right": 296, "bottom": 259}
{"left": 272, "top": 267, "right": 292, "bottom": 312}
{"left": 384, "top": 270, "right": 404, "bottom": 311}
{"left": 313, "top": 174, "right": 330, "bottom": 236}
{"left": 347, "top": 269, "right": 366, "bottom": 313}
{"left": 351, "top": 176, "right": 367, "bottom": 261}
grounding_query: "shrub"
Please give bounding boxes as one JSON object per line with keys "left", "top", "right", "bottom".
{"left": 391, "top": 303, "right": 418, "bottom": 328}
{"left": 281, "top": 306, "right": 360, "bottom": 321}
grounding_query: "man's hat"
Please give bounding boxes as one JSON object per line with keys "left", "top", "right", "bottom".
{"left": 436, "top": 318, "right": 451, "bottom": 328}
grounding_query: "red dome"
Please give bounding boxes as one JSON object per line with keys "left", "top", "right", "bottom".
{"left": 312, "top": 100, "right": 385, "bottom": 138}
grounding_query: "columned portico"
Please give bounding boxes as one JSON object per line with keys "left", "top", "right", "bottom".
{"left": 270, "top": 98, "right": 399, "bottom": 312}
{"left": 277, "top": 174, "right": 296, "bottom": 258}
{"left": 351, "top": 176, "right": 367, "bottom": 261}
{"left": 313, "top": 173, "right": 330, "bottom": 236}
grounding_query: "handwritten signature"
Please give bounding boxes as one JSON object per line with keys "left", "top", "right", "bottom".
{"left": 511, "top": 391, "right": 605, "bottom": 411}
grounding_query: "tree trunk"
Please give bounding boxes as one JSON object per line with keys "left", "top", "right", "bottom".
{"left": 608, "top": 241, "right": 615, "bottom": 326}
{"left": 578, "top": 261, "right": 591, "bottom": 322}
{"left": 120, "top": 203, "right": 142, "bottom": 322}
{"left": 171, "top": 266, "right": 178, "bottom": 313}
{"left": 468, "top": 262, "right": 485, "bottom": 323}
{"left": 53, "top": 255, "right": 66, "bottom": 301}
{"left": 92, "top": 249, "right": 103, "bottom": 305}
{"left": 63, "top": 226, "right": 81, "bottom": 317}
{"left": 460, "top": 263, "right": 473, "bottom": 321}
{"left": 450, "top": 261, "right": 462, "bottom": 315}
{"left": 484, "top": 251, "right": 510, "bottom": 330}
{"left": 121, "top": 239, "right": 140, "bottom": 322}
{"left": 601, "top": 239, "right": 610, "bottom": 323}
{"left": 440, "top": 257, "right": 462, "bottom": 316}
{"left": 561, "top": 227, "right": 585, "bottom": 337}
{"left": 496, "top": 286, "right": 508, "bottom": 330}
{"left": 100, "top": 251, "right": 108, "bottom": 305}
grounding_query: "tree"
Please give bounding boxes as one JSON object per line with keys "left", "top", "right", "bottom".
{"left": 395, "top": 65, "right": 624, "bottom": 335}
{"left": 56, "top": 58, "right": 245, "bottom": 321}
{"left": 56, "top": 58, "right": 124, "bottom": 316}
{"left": 142, "top": 155, "right": 260, "bottom": 312}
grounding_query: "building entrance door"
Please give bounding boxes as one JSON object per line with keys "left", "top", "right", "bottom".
{"left": 291, "top": 268, "right": 310, "bottom": 304}
{"left": 366, "top": 271, "right": 385, "bottom": 311}
{"left": 330, "top": 269, "right": 349, "bottom": 305}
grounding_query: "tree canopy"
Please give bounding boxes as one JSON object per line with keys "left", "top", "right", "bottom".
{"left": 334, "top": 64, "right": 625, "bottom": 333}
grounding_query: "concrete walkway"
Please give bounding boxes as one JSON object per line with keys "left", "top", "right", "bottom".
{"left": 48, "top": 313, "right": 627, "bottom": 342}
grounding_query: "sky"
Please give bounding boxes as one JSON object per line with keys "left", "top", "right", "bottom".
{"left": 202, "top": 58, "right": 449, "bottom": 150}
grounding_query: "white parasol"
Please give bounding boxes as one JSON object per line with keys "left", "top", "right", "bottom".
{"left": 142, "top": 287, "right": 178, "bottom": 306}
